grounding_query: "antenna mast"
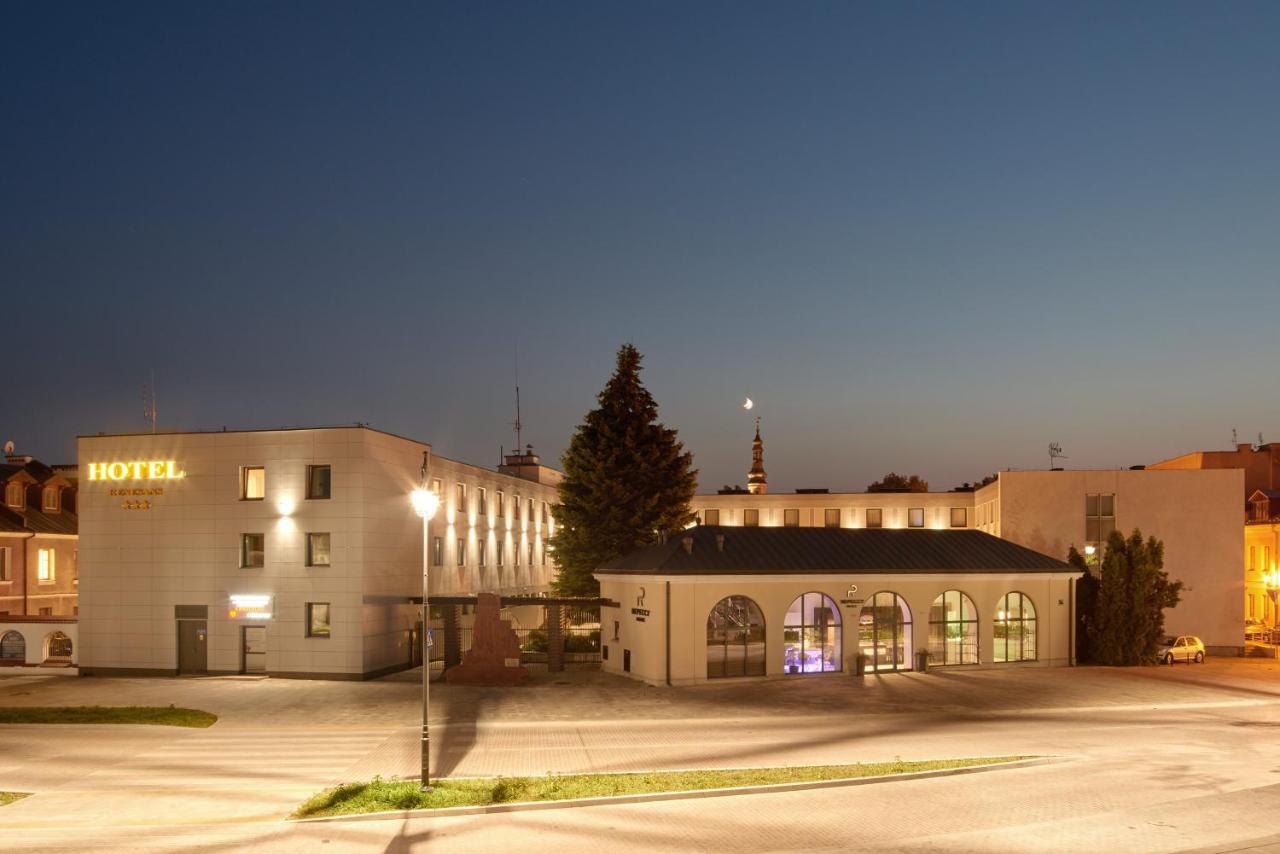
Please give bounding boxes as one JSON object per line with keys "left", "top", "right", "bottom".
{"left": 512, "top": 342, "right": 523, "bottom": 451}
{"left": 142, "top": 371, "right": 158, "bottom": 434}
{"left": 1048, "top": 442, "right": 1066, "bottom": 469}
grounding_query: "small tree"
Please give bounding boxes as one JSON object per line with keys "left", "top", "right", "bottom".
{"left": 549, "top": 344, "right": 697, "bottom": 596}
{"left": 866, "top": 472, "right": 929, "bottom": 493}
{"left": 1068, "top": 546, "right": 1099, "bottom": 664}
{"left": 1088, "top": 529, "right": 1182, "bottom": 665}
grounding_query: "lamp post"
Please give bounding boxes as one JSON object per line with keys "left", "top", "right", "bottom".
{"left": 1264, "top": 569, "right": 1280, "bottom": 648}
{"left": 411, "top": 452, "right": 440, "bottom": 791}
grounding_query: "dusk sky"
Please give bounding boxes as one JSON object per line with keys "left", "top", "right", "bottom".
{"left": 4, "top": 2, "right": 1279, "bottom": 491}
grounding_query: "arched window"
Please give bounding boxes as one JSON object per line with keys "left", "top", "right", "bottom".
{"left": 45, "top": 631, "right": 73, "bottom": 660}
{"left": 783, "top": 592, "right": 841, "bottom": 674}
{"left": 928, "top": 590, "right": 978, "bottom": 665}
{"left": 993, "top": 592, "right": 1037, "bottom": 662}
{"left": 858, "top": 592, "right": 913, "bottom": 671}
{"left": 0, "top": 630, "right": 26, "bottom": 662}
{"left": 706, "top": 596, "right": 766, "bottom": 678}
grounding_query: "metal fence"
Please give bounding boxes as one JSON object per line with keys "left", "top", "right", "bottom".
{"left": 426, "top": 603, "right": 602, "bottom": 675}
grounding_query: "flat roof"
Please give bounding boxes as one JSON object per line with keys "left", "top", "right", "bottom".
{"left": 596, "top": 526, "right": 1074, "bottom": 576}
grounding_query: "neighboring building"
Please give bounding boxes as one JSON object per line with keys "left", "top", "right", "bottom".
{"left": 1246, "top": 490, "right": 1280, "bottom": 629}
{"left": 597, "top": 526, "right": 1077, "bottom": 686}
{"left": 690, "top": 430, "right": 1244, "bottom": 653}
{"left": 1150, "top": 442, "right": 1280, "bottom": 502}
{"left": 77, "top": 426, "right": 559, "bottom": 679}
{"left": 0, "top": 450, "right": 79, "bottom": 619}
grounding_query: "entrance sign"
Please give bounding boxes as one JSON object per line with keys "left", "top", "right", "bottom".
{"left": 88, "top": 461, "right": 184, "bottom": 481}
{"left": 228, "top": 594, "right": 273, "bottom": 620}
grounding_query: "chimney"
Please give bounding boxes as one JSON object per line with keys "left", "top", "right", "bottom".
{"left": 681, "top": 536, "right": 693, "bottom": 554}
{"left": 1239, "top": 443, "right": 1254, "bottom": 453}
{"left": 715, "top": 534, "right": 725, "bottom": 552}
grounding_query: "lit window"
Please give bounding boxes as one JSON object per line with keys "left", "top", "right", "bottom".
{"left": 950, "top": 507, "right": 967, "bottom": 528}
{"left": 744, "top": 508, "right": 759, "bottom": 527}
{"left": 38, "top": 548, "right": 55, "bottom": 581}
{"left": 306, "top": 465, "right": 331, "bottom": 500}
{"left": 783, "top": 509, "right": 800, "bottom": 527}
{"left": 306, "top": 603, "right": 331, "bottom": 638}
{"left": 993, "top": 592, "right": 1037, "bottom": 662}
{"left": 241, "top": 467, "right": 265, "bottom": 501}
{"left": 477, "top": 487, "right": 487, "bottom": 516}
{"left": 0, "top": 547, "right": 10, "bottom": 581}
{"left": 908, "top": 508, "right": 925, "bottom": 528}
{"left": 528, "top": 498, "right": 534, "bottom": 522}
{"left": 824, "top": 509, "right": 840, "bottom": 528}
{"left": 478, "top": 540, "right": 487, "bottom": 567}
{"left": 541, "top": 503, "right": 548, "bottom": 524}
{"left": 704, "top": 508, "right": 721, "bottom": 526}
{"left": 431, "top": 478, "right": 442, "bottom": 495}
{"left": 6, "top": 483, "right": 24, "bottom": 508}
{"left": 866, "top": 508, "right": 883, "bottom": 528}
{"left": 1085, "top": 494, "right": 1117, "bottom": 547}
{"left": 42, "top": 488, "right": 60, "bottom": 512}
{"left": 306, "top": 533, "right": 331, "bottom": 567}
{"left": 928, "top": 590, "right": 978, "bottom": 665}
{"left": 1251, "top": 546, "right": 1258, "bottom": 572}
{"left": 241, "top": 533, "right": 265, "bottom": 568}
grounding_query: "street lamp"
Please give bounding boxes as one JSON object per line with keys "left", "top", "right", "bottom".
{"left": 411, "top": 452, "right": 440, "bottom": 791}
{"left": 1264, "top": 569, "right": 1280, "bottom": 646}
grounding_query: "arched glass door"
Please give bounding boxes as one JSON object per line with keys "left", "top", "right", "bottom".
{"left": 783, "top": 592, "right": 842, "bottom": 673}
{"left": 707, "top": 595, "right": 766, "bottom": 678}
{"left": 858, "top": 592, "right": 913, "bottom": 671}
{"left": 928, "top": 590, "right": 978, "bottom": 665}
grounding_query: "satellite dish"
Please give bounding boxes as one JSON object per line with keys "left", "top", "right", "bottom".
{"left": 2, "top": 441, "right": 13, "bottom": 455}
{"left": 743, "top": 397, "right": 754, "bottom": 410}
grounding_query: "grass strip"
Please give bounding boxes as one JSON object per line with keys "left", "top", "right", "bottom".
{"left": 0, "top": 706, "right": 217, "bottom": 728}
{"left": 1, "top": 792, "right": 32, "bottom": 807}
{"left": 295, "top": 757, "right": 1033, "bottom": 818}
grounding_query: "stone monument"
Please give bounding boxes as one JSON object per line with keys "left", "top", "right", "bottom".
{"left": 444, "top": 592, "right": 529, "bottom": 685}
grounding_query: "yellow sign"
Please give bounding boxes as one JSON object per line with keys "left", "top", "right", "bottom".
{"left": 88, "top": 461, "right": 184, "bottom": 481}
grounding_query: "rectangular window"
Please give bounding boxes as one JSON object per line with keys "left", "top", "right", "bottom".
{"left": 528, "top": 542, "right": 535, "bottom": 566}
{"left": 528, "top": 498, "right": 535, "bottom": 521}
{"left": 951, "top": 507, "right": 967, "bottom": 528}
{"left": 744, "top": 508, "right": 759, "bottom": 527}
{"left": 39, "top": 607, "right": 52, "bottom": 616}
{"left": 824, "top": 509, "right": 840, "bottom": 528}
{"left": 432, "top": 537, "right": 443, "bottom": 567}
{"left": 783, "top": 508, "right": 800, "bottom": 527}
{"left": 704, "top": 508, "right": 721, "bottom": 526}
{"left": 306, "top": 533, "right": 331, "bottom": 567}
{"left": 5, "top": 483, "right": 22, "bottom": 509}
{"left": 478, "top": 540, "right": 487, "bottom": 567}
{"left": 908, "top": 507, "right": 925, "bottom": 528}
{"left": 431, "top": 477, "right": 442, "bottom": 495}
{"left": 456, "top": 483, "right": 466, "bottom": 513}
{"left": 514, "top": 538, "right": 521, "bottom": 566}
{"left": 457, "top": 539, "right": 465, "bottom": 566}
{"left": 497, "top": 539, "right": 504, "bottom": 566}
{"left": 477, "top": 487, "right": 487, "bottom": 515}
{"left": 306, "top": 602, "right": 331, "bottom": 638}
{"left": 541, "top": 503, "right": 548, "bottom": 524}
{"left": 496, "top": 490, "right": 504, "bottom": 517}
{"left": 42, "top": 488, "right": 59, "bottom": 511}
{"left": 241, "top": 533, "right": 265, "bottom": 568}
{"left": 38, "top": 548, "right": 55, "bottom": 581}
{"left": 241, "top": 467, "right": 265, "bottom": 501}
{"left": 306, "top": 465, "right": 331, "bottom": 500}
{"left": 0, "top": 547, "right": 9, "bottom": 581}
{"left": 866, "top": 508, "right": 883, "bottom": 528}
{"left": 1251, "top": 546, "right": 1258, "bottom": 572}
{"left": 1267, "top": 546, "right": 1273, "bottom": 573}
{"left": 1085, "top": 493, "right": 1117, "bottom": 545}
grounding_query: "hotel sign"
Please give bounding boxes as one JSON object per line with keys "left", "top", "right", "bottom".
{"left": 228, "top": 594, "right": 273, "bottom": 620}
{"left": 88, "top": 461, "right": 185, "bottom": 481}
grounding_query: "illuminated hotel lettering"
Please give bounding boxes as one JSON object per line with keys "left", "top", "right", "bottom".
{"left": 88, "top": 461, "right": 184, "bottom": 481}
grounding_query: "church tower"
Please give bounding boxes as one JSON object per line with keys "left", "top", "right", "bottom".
{"left": 747, "top": 417, "right": 768, "bottom": 495}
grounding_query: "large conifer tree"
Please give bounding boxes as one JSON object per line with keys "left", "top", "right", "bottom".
{"left": 550, "top": 344, "right": 697, "bottom": 596}
{"left": 1088, "top": 529, "right": 1182, "bottom": 665}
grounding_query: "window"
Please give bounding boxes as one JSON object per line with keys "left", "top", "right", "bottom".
{"left": 908, "top": 508, "right": 925, "bottom": 528}
{"left": 1252, "top": 499, "right": 1270, "bottom": 522}
{"left": 514, "top": 537, "right": 521, "bottom": 566}
{"left": 497, "top": 539, "right": 504, "bottom": 566}
{"left": 432, "top": 537, "right": 443, "bottom": 567}
{"left": 993, "top": 592, "right": 1037, "bottom": 662}
{"left": 743, "top": 509, "right": 759, "bottom": 527}
{"left": 783, "top": 509, "right": 800, "bottom": 528}
{"left": 0, "top": 547, "right": 9, "bottom": 581}
{"left": 241, "top": 467, "right": 265, "bottom": 500}
{"left": 824, "top": 509, "right": 840, "bottom": 528}
{"left": 306, "top": 603, "right": 331, "bottom": 638}
{"left": 706, "top": 595, "right": 766, "bottom": 678}
{"left": 528, "top": 542, "right": 535, "bottom": 566}
{"left": 1251, "top": 546, "right": 1258, "bottom": 572}
{"left": 858, "top": 592, "right": 912, "bottom": 671}
{"left": 783, "top": 593, "right": 841, "bottom": 673}
{"left": 456, "top": 539, "right": 465, "bottom": 566}
{"left": 306, "top": 533, "right": 331, "bottom": 567}
{"left": 704, "top": 508, "right": 721, "bottom": 526}
{"left": 477, "top": 487, "right": 487, "bottom": 516}
{"left": 1085, "top": 494, "right": 1116, "bottom": 546}
{"left": 306, "top": 465, "right": 331, "bottom": 500}
{"left": 928, "top": 590, "right": 978, "bottom": 665}
{"left": 528, "top": 498, "right": 534, "bottom": 522}
{"left": 541, "top": 503, "right": 548, "bottom": 524}
{"left": 478, "top": 540, "right": 487, "bottom": 568}
{"left": 42, "top": 488, "right": 60, "bottom": 512}
{"left": 241, "top": 533, "right": 265, "bottom": 568}
{"left": 950, "top": 507, "right": 967, "bottom": 528}
{"left": 866, "top": 508, "right": 883, "bottom": 528}
{"left": 5, "top": 483, "right": 23, "bottom": 509}
{"left": 496, "top": 490, "right": 504, "bottom": 517}
{"left": 1267, "top": 546, "right": 1273, "bottom": 573}
{"left": 39, "top": 607, "right": 52, "bottom": 616}
{"left": 456, "top": 483, "right": 466, "bottom": 513}
{"left": 37, "top": 548, "right": 55, "bottom": 582}
{"left": 431, "top": 477, "right": 442, "bottom": 495}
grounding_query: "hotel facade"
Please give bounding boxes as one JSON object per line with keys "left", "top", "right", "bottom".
{"left": 77, "top": 426, "right": 559, "bottom": 679}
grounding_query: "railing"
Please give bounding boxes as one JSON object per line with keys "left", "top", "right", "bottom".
{"left": 427, "top": 604, "right": 602, "bottom": 675}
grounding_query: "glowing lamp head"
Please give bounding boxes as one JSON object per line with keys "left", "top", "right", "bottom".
{"left": 1084, "top": 545, "right": 1096, "bottom": 556}
{"left": 411, "top": 488, "right": 439, "bottom": 520}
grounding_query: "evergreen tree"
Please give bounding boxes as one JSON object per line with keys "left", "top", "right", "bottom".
{"left": 1068, "top": 546, "right": 1099, "bottom": 664}
{"left": 549, "top": 344, "right": 697, "bottom": 596}
{"left": 1087, "top": 529, "right": 1182, "bottom": 665}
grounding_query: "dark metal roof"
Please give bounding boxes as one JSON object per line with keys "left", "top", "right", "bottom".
{"left": 596, "top": 526, "right": 1073, "bottom": 576}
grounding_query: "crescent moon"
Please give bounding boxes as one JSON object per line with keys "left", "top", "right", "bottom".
{"left": 743, "top": 397, "right": 754, "bottom": 410}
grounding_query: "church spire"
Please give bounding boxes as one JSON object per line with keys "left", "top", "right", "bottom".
{"left": 747, "top": 416, "right": 768, "bottom": 495}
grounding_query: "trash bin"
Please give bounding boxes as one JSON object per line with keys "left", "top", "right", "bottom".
{"left": 854, "top": 653, "right": 868, "bottom": 677}
{"left": 914, "top": 649, "right": 929, "bottom": 672}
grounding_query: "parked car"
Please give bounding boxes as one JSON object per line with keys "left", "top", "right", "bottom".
{"left": 1158, "top": 635, "right": 1205, "bottom": 664}
{"left": 1245, "top": 620, "right": 1269, "bottom": 641}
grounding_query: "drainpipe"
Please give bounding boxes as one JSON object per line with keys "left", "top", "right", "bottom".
{"left": 665, "top": 581, "right": 671, "bottom": 687}
{"left": 19, "top": 532, "right": 34, "bottom": 616}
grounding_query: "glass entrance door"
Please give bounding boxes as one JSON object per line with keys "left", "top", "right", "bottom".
{"left": 242, "top": 625, "right": 267, "bottom": 674}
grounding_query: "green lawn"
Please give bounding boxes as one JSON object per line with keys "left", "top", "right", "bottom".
{"left": 294, "top": 757, "right": 1033, "bottom": 818}
{"left": 0, "top": 706, "right": 217, "bottom": 728}
{"left": 1, "top": 792, "right": 31, "bottom": 807}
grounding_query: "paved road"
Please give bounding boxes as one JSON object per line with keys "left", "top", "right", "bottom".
{"left": 4, "top": 662, "right": 1280, "bottom": 851}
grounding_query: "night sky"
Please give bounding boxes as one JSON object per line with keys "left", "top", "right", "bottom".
{"left": 4, "top": 2, "right": 1279, "bottom": 491}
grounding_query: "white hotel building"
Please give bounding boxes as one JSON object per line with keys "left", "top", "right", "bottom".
{"left": 77, "top": 426, "right": 560, "bottom": 679}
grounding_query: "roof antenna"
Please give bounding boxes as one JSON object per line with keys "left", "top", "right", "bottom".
{"left": 1048, "top": 442, "right": 1066, "bottom": 469}
{"left": 1232, "top": 427, "right": 1239, "bottom": 448}
{"left": 511, "top": 343, "right": 524, "bottom": 452}
{"left": 142, "top": 371, "right": 158, "bottom": 433}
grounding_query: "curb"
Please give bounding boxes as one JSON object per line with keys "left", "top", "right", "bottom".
{"left": 291, "top": 755, "right": 1066, "bottom": 824}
